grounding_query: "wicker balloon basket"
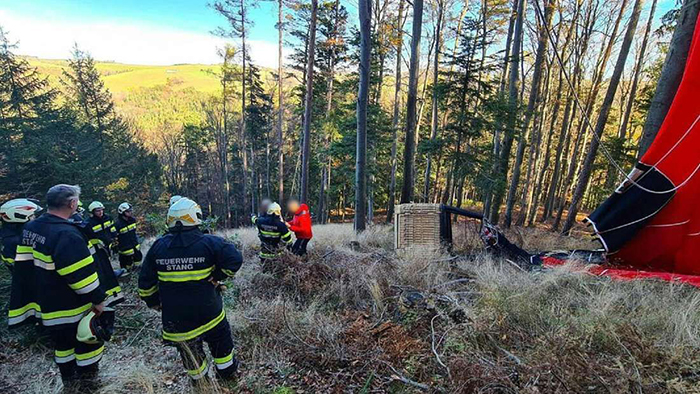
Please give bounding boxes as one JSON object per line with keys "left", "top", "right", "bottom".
{"left": 394, "top": 204, "right": 443, "bottom": 254}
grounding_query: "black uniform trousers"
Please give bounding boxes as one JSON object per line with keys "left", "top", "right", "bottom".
{"left": 171, "top": 318, "right": 237, "bottom": 380}
{"left": 118, "top": 249, "right": 143, "bottom": 269}
{"left": 50, "top": 324, "right": 105, "bottom": 385}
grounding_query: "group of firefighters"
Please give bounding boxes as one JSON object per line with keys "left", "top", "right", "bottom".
{"left": 0, "top": 185, "right": 314, "bottom": 392}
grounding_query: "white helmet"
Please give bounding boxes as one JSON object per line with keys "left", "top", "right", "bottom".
{"left": 0, "top": 199, "right": 42, "bottom": 223}
{"left": 118, "top": 202, "right": 132, "bottom": 214}
{"left": 169, "top": 195, "right": 183, "bottom": 206}
{"left": 88, "top": 201, "right": 105, "bottom": 212}
{"left": 267, "top": 202, "right": 282, "bottom": 216}
{"left": 167, "top": 198, "right": 202, "bottom": 228}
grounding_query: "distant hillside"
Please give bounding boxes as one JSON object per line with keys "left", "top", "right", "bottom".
{"left": 26, "top": 58, "right": 223, "bottom": 95}
{"left": 25, "top": 58, "right": 280, "bottom": 150}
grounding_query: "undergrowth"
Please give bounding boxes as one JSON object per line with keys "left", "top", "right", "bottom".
{"left": 1, "top": 224, "right": 699, "bottom": 393}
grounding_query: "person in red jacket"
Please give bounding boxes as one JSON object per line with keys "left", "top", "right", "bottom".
{"left": 286, "top": 199, "right": 312, "bottom": 256}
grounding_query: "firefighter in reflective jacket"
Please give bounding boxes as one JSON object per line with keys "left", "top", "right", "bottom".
{"left": 2, "top": 199, "right": 42, "bottom": 328}
{"left": 253, "top": 202, "right": 292, "bottom": 261}
{"left": 21, "top": 185, "right": 109, "bottom": 389}
{"left": 138, "top": 198, "right": 243, "bottom": 382}
{"left": 83, "top": 201, "right": 124, "bottom": 302}
{"left": 113, "top": 202, "right": 142, "bottom": 270}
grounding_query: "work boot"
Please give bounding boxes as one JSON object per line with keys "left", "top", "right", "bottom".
{"left": 113, "top": 268, "right": 128, "bottom": 278}
{"left": 215, "top": 357, "right": 239, "bottom": 381}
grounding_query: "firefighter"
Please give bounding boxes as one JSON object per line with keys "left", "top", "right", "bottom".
{"left": 113, "top": 202, "right": 142, "bottom": 270}
{"left": 21, "top": 185, "right": 109, "bottom": 390}
{"left": 286, "top": 199, "right": 313, "bottom": 256}
{"left": 84, "top": 201, "right": 124, "bottom": 301}
{"left": 254, "top": 202, "right": 293, "bottom": 262}
{"left": 70, "top": 200, "right": 86, "bottom": 224}
{"left": 251, "top": 198, "right": 272, "bottom": 225}
{"left": 138, "top": 198, "right": 243, "bottom": 383}
{"left": 2, "top": 199, "right": 42, "bottom": 328}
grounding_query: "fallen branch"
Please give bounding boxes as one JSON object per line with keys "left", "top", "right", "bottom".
{"left": 124, "top": 316, "right": 157, "bottom": 347}
{"left": 432, "top": 278, "right": 475, "bottom": 290}
{"left": 430, "top": 315, "right": 451, "bottom": 378}
{"left": 381, "top": 362, "right": 434, "bottom": 392}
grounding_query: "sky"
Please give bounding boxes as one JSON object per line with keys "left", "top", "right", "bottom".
{"left": 0, "top": 0, "right": 306, "bottom": 68}
{"left": 0, "top": 0, "right": 678, "bottom": 68}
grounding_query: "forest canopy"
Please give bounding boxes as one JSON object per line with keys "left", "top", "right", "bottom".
{"left": 0, "top": 0, "right": 692, "bottom": 234}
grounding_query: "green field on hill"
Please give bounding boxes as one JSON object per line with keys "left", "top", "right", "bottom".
{"left": 26, "top": 58, "right": 223, "bottom": 95}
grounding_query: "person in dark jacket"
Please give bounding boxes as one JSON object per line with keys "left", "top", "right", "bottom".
{"left": 254, "top": 202, "right": 293, "bottom": 262}
{"left": 84, "top": 201, "right": 124, "bottom": 301}
{"left": 138, "top": 198, "right": 243, "bottom": 383}
{"left": 21, "top": 185, "right": 109, "bottom": 390}
{"left": 2, "top": 199, "right": 42, "bottom": 328}
{"left": 70, "top": 200, "right": 86, "bottom": 225}
{"left": 113, "top": 202, "right": 142, "bottom": 270}
{"left": 286, "top": 199, "right": 313, "bottom": 256}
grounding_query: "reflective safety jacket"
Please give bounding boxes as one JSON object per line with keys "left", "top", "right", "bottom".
{"left": 114, "top": 215, "right": 140, "bottom": 256}
{"left": 138, "top": 227, "right": 243, "bottom": 342}
{"left": 18, "top": 214, "right": 106, "bottom": 329}
{"left": 85, "top": 214, "right": 116, "bottom": 249}
{"left": 253, "top": 214, "right": 292, "bottom": 258}
{"left": 4, "top": 223, "right": 40, "bottom": 327}
{"left": 76, "top": 217, "right": 123, "bottom": 306}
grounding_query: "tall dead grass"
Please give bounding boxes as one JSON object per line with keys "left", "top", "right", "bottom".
{"left": 1, "top": 224, "right": 700, "bottom": 393}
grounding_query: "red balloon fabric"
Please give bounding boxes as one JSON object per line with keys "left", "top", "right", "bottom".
{"left": 612, "top": 12, "right": 700, "bottom": 274}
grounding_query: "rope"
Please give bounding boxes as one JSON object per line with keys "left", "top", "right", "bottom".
{"left": 531, "top": 0, "right": 700, "bottom": 195}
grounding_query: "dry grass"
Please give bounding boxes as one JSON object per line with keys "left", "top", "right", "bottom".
{"left": 2, "top": 223, "right": 700, "bottom": 393}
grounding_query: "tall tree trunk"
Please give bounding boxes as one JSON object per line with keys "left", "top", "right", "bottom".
{"left": 387, "top": 0, "right": 406, "bottom": 223}
{"left": 300, "top": 0, "right": 318, "bottom": 203}
{"left": 277, "top": 0, "right": 285, "bottom": 204}
{"left": 503, "top": 0, "right": 555, "bottom": 228}
{"left": 318, "top": 0, "right": 340, "bottom": 224}
{"left": 400, "top": 0, "right": 424, "bottom": 204}
{"left": 356, "top": 0, "right": 371, "bottom": 231}
{"left": 561, "top": 0, "right": 645, "bottom": 234}
{"left": 489, "top": 0, "right": 525, "bottom": 223}
{"left": 638, "top": 0, "right": 699, "bottom": 155}
{"left": 423, "top": 0, "right": 444, "bottom": 201}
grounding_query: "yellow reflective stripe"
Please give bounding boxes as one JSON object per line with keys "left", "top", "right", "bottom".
{"left": 222, "top": 269, "right": 236, "bottom": 277}
{"left": 213, "top": 352, "right": 233, "bottom": 365}
{"left": 157, "top": 267, "right": 214, "bottom": 282}
{"left": 187, "top": 360, "right": 208, "bottom": 377}
{"left": 88, "top": 238, "right": 104, "bottom": 247}
{"left": 69, "top": 272, "right": 98, "bottom": 290}
{"left": 138, "top": 285, "right": 158, "bottom": 297}
{"left": 57, "top": 255, "right": 94, "bottom": 276}
{"left": 8, "top": 302, "right": 42, "bottom": 317}
{"left": 260, "top": 230, "right": 281, "bottom": 236}
{"left": 281, "top": 232, "right": 292, "bottom": 240}
{"left": 42, "top": 303, "right": 92, "bottom": 320}
{"left": 2, "top": 256, "right": 14, "bottom": 265}
{"left": 118, "top": 244, "right": 140, "bottom": 255}
{"left": 163, "top": 309, "right": 226, "bottom": 342}
{"left": 76, "top": 345, "right": 104, "bottom": 361}
{"left": 16, "top": 245, "right": 33, "bottom": 254}
{"left": 104, "top": 220, "right": 113, "bottom": 227}
{"left": 33, "top": 250, "right": 53, "bottom": 262}
{"left": 92, "top": 224, "right": 103, "bottom": 232}
{"left": 55, "top": 348, "right": 75, "bottom": 358}
{"left": 106, "top": 285, "right": 122, "bottom": 296}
